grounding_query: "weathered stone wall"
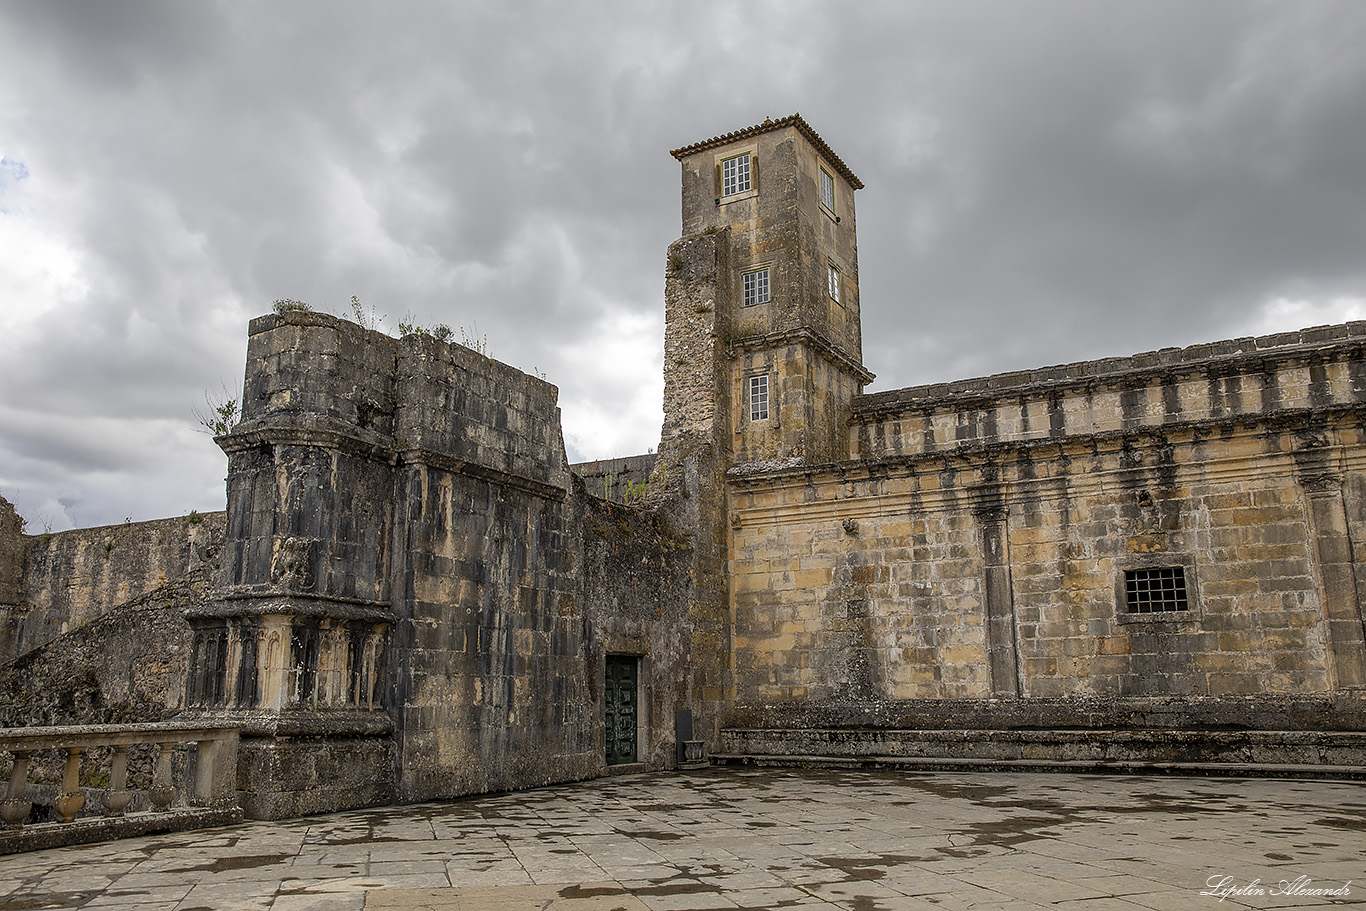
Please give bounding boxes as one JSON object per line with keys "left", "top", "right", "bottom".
{"left": 659, "top": 231, "right": 738, "bottom": 746}
{"left": 191, "top": 310, "right": 703, "bottom": 816}
{"left": 0, "top": 600, "right": 195, "bottom": 728}
{"left": 3, "top": 513, "right": 224, "bottom": 664}
{"left": 852, "top": 324, "right": 1366, "bottom": 458}
{"left": 0, "top": 498, "right": 21, "bottom": 610}
{"left": 727, "top": 336, "right": 1366, "bottom": 720}
{"left": 577, "top": 489, "right": 694, "bottom": 768}
{"left": 572, "top": 455, "right": 659, "bottom": 505}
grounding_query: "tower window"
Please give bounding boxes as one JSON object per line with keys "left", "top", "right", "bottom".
{"left": 821, "top": 168, "right": 835, "bottom": 211}
{"left": 721, "top": 154, "right": 751, "bottom": 196}
{"left": 828, "top": 265, "right": 841, "bottom": 304}
{"left": 749, "top": 375, "right": 769, "bottom": 422}
{"left": 1123, "top": 567, "right": 1190, "bottom": 614}
{"left": 742, "top": 269, "right": 770, "bottom": 307}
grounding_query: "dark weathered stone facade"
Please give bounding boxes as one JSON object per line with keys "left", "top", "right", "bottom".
{"left": 165, "top": 311, "right": 702, "bottom": 816}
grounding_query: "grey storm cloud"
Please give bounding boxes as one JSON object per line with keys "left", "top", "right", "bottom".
{"left": 1, "top": 0, "right": 1364, "bottom": 531}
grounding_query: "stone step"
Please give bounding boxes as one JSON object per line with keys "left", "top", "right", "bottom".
{"left": 708, "top": 752, "right": 1366, "bottom": 781}
{"left": 717, "top": 727, "right": 1366, "bottom": 777}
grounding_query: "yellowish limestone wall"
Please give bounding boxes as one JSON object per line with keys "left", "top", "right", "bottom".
{"left": 729, "top": 329, "right": 1366, "bottom": 709}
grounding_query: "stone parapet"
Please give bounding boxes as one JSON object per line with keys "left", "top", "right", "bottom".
{"left": 853, "top": 323, "right": 1366, "bottom": 459}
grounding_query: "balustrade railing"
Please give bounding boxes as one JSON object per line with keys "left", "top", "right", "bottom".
{"left": 0, "top": 722, "right": 240, "bottom": 830}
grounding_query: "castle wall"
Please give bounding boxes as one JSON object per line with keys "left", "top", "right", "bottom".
{"left": 571, "top": 454, "right": 659, "bottom": 504}
{"left": 727, "top": 334, "right": 1366, "bottom": 717}
{"left": 2, "top": 513, "right": 223, "bottom": 664}
{"left": 852, "top": 324, "right": 1366, "bottom": 459}
{"left": 189, "top": 311, "right": 701, "bottom": 817}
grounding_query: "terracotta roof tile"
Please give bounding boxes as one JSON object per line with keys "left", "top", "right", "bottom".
{"left": 669, "top": 114, "right": 864, "bottom": 190}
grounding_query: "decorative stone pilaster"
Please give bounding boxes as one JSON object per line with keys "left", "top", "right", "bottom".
{"left": 1295, "top": 446, "right": 1366, "bottom": 688}
{"left": 973, "top": 484, "right": 1019, "bottom": 697}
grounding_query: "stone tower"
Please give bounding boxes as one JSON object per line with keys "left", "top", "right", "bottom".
{"left": 663, "top": 114, "right": 874, "bottom": 468}
{"left": 655, "top": 116, "right": 873, "bottom": 745}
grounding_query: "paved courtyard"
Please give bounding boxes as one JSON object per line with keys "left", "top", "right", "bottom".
{"left": 0, "top": 768, "right": 1360, "bottom": 910}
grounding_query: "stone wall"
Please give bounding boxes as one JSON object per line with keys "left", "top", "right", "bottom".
{"left": 572, "top": 455, "right": 659, "bottom": 505}
{"left": 577, "top": 487, "right": 694, "bottom": 768}
{"left": 852, "top": 323, "right": 1366, "bottom": 458}
{"left": 1, "top": 512, "right": 224, "bottom": 665}
{"left": 0, "top": 498, "right": 21, "bottom": 611}
{"left": 183, "top": 310, "right": 706, "bottom": 817}
{"left": 726, "top": 333, "right": 1366, "bottom": 722}
{"left": 659, "top": 232, "right": 739, "bottom": 745}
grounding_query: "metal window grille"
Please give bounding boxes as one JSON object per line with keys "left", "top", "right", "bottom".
{"left": 742, "top": 269, "right": 769, "bottom": 307}
{"left": 722, "top": 155, "right": 751, "bottom": 196}
{"left": 1124, "top": 567, "right": 1189, "bottom": 613}
{"left": 749, "top": 375, "right": 769, "bottom": 421}
{"left": 821, "top": 169, "right": 835, "bottom": 210}
{"left": 828, "top": 265, "right": 841, "bottom": 303}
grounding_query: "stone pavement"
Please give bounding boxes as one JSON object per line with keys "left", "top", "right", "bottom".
{"left": 0, "top": 768, "right": 1361, "bottom": 910}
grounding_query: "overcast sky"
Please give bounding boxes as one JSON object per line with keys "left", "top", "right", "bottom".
{"left": 2, "top": 1, "right": 1364, "bottom": 532}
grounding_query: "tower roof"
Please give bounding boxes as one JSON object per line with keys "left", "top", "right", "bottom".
{"left": 669, "top": 114, "right": 864, "bottom": 190}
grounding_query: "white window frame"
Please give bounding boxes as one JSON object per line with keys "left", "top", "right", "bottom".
{"left": 721, "top": 154, "right": 751, "bottom": 196}
{"left": 742, "top": 268, "right": 770, "bottom": 307}
{"left": 820, "top": 168, "right": 835, "bottom": 211}
{"left": 828, "top": 264, "right": 841, "bottom": 304}
{"left": 748, "top": 375, "right": 769, "bottom": 422}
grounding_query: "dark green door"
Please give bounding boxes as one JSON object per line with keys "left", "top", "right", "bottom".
{"left": 605, "top": 655, "right": 637, "bottom": 765}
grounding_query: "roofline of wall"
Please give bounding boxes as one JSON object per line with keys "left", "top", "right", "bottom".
{"left": 728, "top": 401, "right": 1366, "bottom": 488}
{"left": 855, "top": 323, "right": 1366, "bottom": 421}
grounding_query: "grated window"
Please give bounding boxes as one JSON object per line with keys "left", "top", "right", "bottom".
{"left": 749, "top": 375, "right": 769, "bottom": 421}
{"left": 1124, "top": 567, "right": 1189, "bottom": 613}
{"left": 828, "top": 264, "right": 841, "bottom": 303}
{"left": 742, "top": 268, "right": 770, "bottom": 307}
{"left": 821, "top": 168, "right": 835, "bottom": 210}
{"left": 722, "top": 154, "right": 751, "bottom": 196}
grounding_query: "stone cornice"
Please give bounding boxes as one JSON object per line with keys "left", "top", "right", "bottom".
{"left": 399, "top": 448, "right": 569, "bottom": 502}
{"left": 216, "top": 420, "right": 568, "bottom": 502}
{"left": 726, "top": 328, "right": 876, "bottom": 385}
{"left": 191, "top": 592, "right": 394, "bottom": 623}
{"left": 216, "top": 419, "right": 398, "bottom": 464}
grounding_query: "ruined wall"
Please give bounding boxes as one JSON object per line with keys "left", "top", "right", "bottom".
{"left": 0, "top": 498, "right": 21, "bottom": 610}
{"left": 727, "top": 331, "right": 1366, "bottom": 723}
{"left": 2, "top": 512, "right": 224, "bottom": 664}
{"left": 659, "top": 231, "right": 738, "bottom": 746}
{"left": 0, "top": 534, "right": 222, "bottom": 728}
{"left": 572, "top": 454, "right": 659, "bottom": 505}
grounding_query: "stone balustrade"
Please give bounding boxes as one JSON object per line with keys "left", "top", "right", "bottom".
{"left": 0, "top": 722, "right": 241, "bottom": 853}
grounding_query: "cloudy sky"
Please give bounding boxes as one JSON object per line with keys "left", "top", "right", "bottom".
{"left": 2, "top": 1, "right": 1364, "bottom": 532}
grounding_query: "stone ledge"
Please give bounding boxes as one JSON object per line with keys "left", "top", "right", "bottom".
{"left": 0, "top": 806, "right": 242, "bottom": 856}
{"left": 710, "top": 753, "right": 1366, "bottom": 781}
{"left": 719, "top": 726, "right": 1366, "bottom": 770}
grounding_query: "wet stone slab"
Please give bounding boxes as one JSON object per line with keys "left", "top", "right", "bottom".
{"left": 0, "top": 769, "right": 1360, "bottom": 910}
